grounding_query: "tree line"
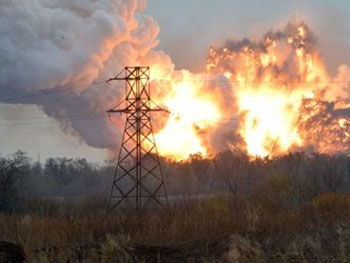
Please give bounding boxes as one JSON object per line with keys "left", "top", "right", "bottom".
{"left": 0, "top": 150, "right": 349, "bottom": 213}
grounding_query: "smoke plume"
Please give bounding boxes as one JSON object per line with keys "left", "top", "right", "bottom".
{"left": 1, "top": 0, "right": 350, "bottom": 160}
{"left": 0, "top": 0, "right": 172, "bottom": 150}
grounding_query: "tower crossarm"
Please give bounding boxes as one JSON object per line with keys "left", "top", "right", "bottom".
{"left": 107, "top": 107, "right": 169, "bottom": 114}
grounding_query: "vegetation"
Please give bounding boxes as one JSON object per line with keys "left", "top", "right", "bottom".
{"left": 0, "top": 150, "right": 350, "bottom": 261}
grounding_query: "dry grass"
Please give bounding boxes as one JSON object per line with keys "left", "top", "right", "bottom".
{"left": 1, "top": 193, "right": 350, "bottom": 261}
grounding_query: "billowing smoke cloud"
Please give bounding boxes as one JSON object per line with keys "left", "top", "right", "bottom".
{"left": 1, "top": 0, "right": 350, "bottom": 159}
{"left": 0, "top": 0, "right": 173, "bottom": 150}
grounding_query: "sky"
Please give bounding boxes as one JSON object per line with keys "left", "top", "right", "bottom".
{"left": 146, "top": 0, "right": 350, "bottom": 73}
{"left": 1, "top": 0, "right": 350, "bottom": 163}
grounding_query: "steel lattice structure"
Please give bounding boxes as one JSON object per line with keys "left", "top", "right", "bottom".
{"left": 106, "top": 67, "right": 168, "bottom": 210}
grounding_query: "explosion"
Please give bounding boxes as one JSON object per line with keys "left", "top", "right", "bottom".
{"left": 151, "top": 23, "right": 350, "bottom": 160}
{"left": 153, "top": 75, "right": 222, "bottom": 160}
{"left": 1, "top": 0, "right": 350, "bottom": 161}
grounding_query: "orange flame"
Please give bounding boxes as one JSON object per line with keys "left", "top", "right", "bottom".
{"left": 152, "top": 72, "right": 222, "bottom": 160}
{"left": 144, "top": 23, "right": 350, "bottom": 161}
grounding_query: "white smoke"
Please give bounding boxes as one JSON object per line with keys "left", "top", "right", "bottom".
{"left": 0, "top": 0, "right": 173, "bottom": 150}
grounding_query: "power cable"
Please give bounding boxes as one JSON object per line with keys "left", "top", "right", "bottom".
{"left": 0, "top": 115, "right": 107, "bottom": 127}
{"left": 2, "top": 78, "right": 349, "bottom": 103}
{"left": 149, "top": 78, "right": 350, "bottom": 84}
{"left": 1, "top": 79, "right": 108, "bottom": 103}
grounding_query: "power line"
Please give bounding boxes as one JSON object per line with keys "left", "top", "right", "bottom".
{"left": 1, "top": 80, "right": 107, "bottom": 103}
{"left": 1, "top": 86, "right": 73, "bottom": 103}
{"left": 0, "top": 115, "right": 108, "bottom": 127}
{"left": 149, "top": 78, "right": 350, "bottom": 84}
{"left": 0, "top": 112, "right": 105, "bottom": 121}
{"left": 2, "top": 78, "right": 349, "bottom": 103}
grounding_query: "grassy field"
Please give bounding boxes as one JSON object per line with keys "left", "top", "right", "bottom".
{"left": 1, "top": 151, "right": 349, "bottom": 261}
{"left": 1, "top": 192, "right": 350, "bottom": 262}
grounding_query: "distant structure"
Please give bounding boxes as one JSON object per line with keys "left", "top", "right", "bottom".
{"left": 106, "top": 67, "right": 168, "bottom": 210}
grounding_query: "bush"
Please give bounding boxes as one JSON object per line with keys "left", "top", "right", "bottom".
{"left": 0, "top": 151, "right": 30, "bottom": 212}
{"left": 312, "top": 192, "right": 350, "bottom": 221}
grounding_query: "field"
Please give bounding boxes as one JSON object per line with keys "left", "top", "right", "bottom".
{"left": 1, "top": 151, "right": 350, "bottom": 262}
{"left": 1, "top": 193, "right": 350, "bottom": 262}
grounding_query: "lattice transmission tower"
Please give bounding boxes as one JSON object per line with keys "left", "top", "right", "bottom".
{"left": 106, "top": 66, "right": 168, "bottom": 210}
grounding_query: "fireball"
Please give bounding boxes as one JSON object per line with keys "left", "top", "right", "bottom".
{"left": 146, "top": 23, "right": 350, "bottom": 161}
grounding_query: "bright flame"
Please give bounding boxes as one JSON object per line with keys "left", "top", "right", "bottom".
{"left": 154, "top": 78, "right": 222, "bottom": 160}
{"left": 137, "top": 23, "right": 350, "bottom": 161}
{"left": 238, "top": 90, "right": 302, "bottom": 156}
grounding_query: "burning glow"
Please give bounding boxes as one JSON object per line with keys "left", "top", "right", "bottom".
{"left": 238, "top": 90, "right": 302, "bottom": 156}
{"left": 142, "top": 23, "right": 350, "bottom": 161}
{"left": 154, "top": 78, "right": 222, "bottom": 160}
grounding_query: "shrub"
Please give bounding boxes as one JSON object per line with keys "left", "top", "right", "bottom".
{"left": 312, "top": 192, "right": 350, "bottom": 221}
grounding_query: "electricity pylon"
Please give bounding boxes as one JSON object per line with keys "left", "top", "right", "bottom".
{"left": 106, "top": 67, "right": 168, "bottom": 210}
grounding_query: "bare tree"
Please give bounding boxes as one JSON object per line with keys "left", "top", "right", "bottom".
{"left": 0, "top": 151, "right": 30, "bottom": 212}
